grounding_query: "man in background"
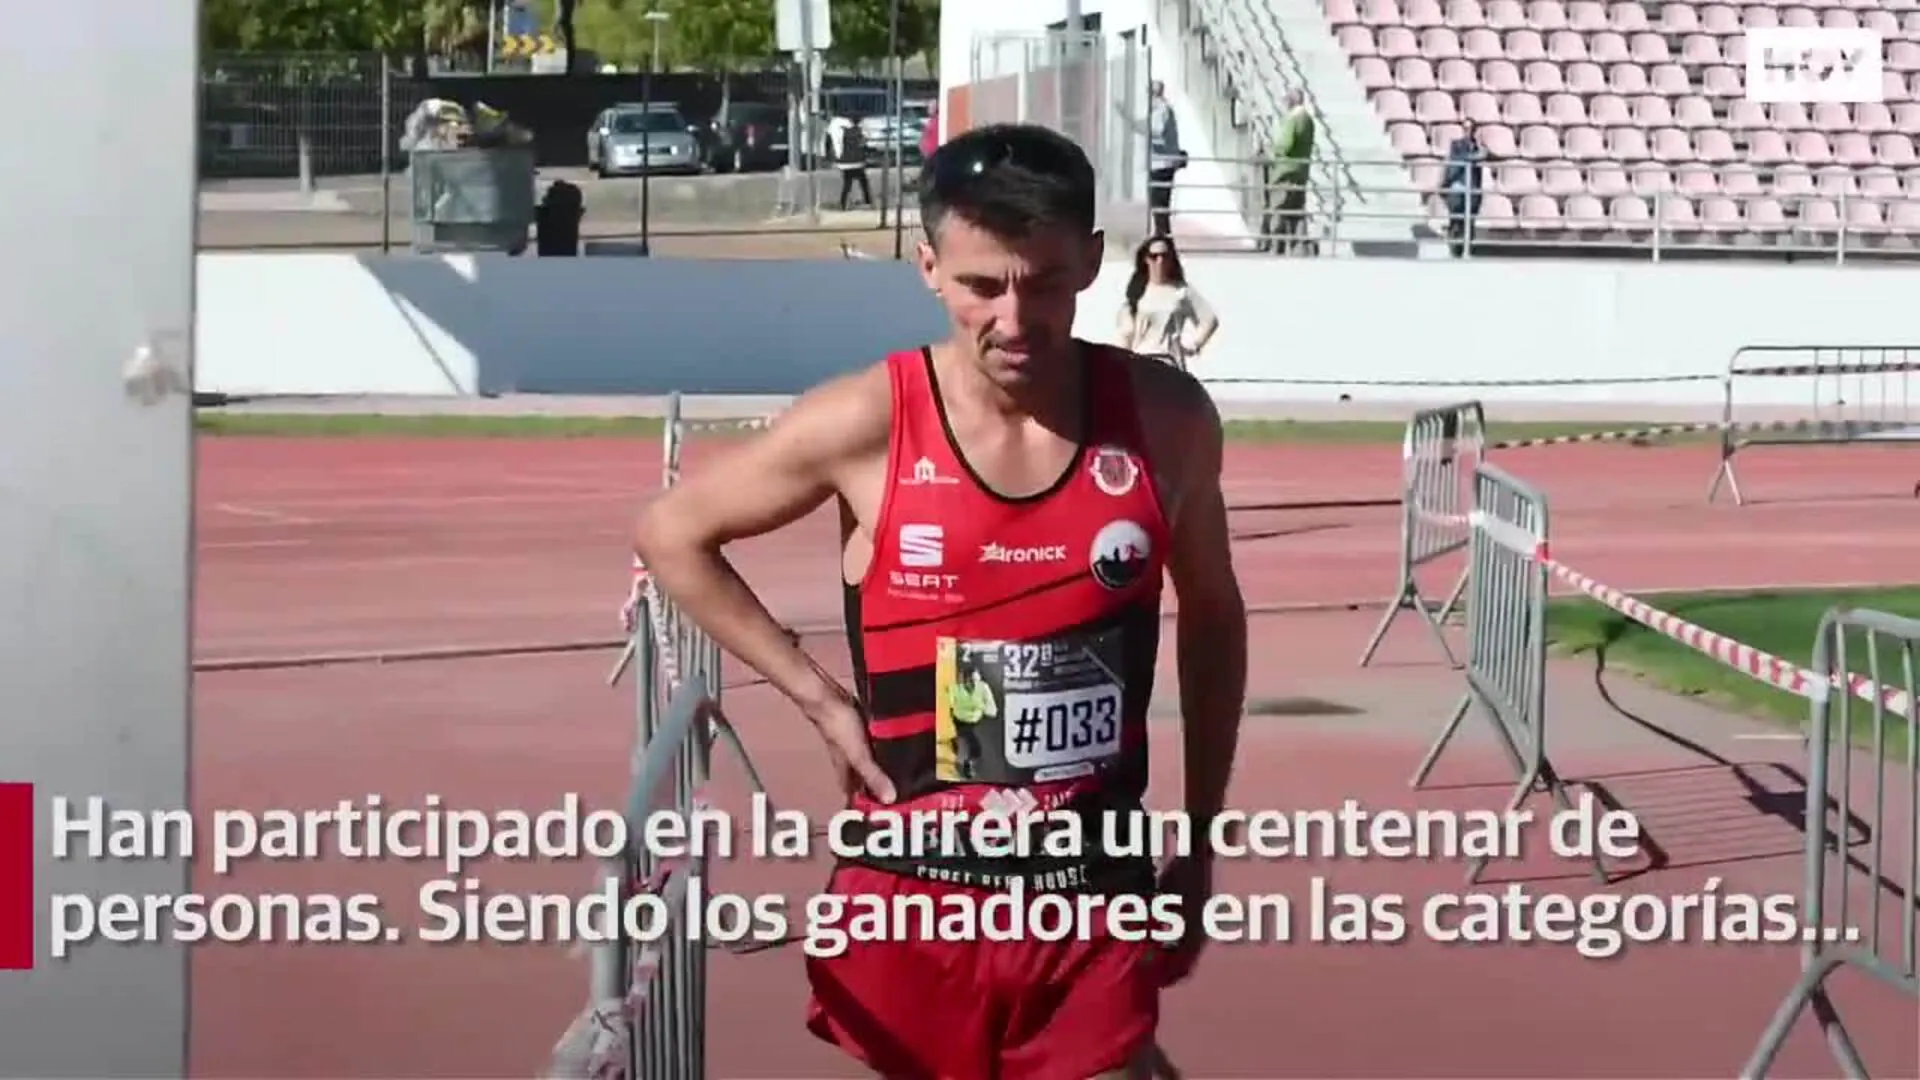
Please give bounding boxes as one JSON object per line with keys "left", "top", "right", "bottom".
{"left": 1260, "top": 89, "right": 1316, "bottom": 255}
{"left": 1146, "top": 80, "right": 1185, "bottom": 236}
{"left": 1440, "top": 120, "right": 1485, "bottom": 258}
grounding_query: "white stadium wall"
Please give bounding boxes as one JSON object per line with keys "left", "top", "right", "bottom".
{"left": 194, "top": 252, "right": 1920, "bottom": 407}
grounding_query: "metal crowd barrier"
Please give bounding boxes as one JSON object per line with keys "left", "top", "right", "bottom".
{"left": 1744, "top": 608, "right": 1920, "bottom": 1080}
{"left": 1708, "top": 344, "right": 1920, "bottom": 505}
{"left": 1358, "top": 401, "right": 1485, "bottom": 669}
{"left": 1406, "top": 461, "right": 1605, "bottom": 886}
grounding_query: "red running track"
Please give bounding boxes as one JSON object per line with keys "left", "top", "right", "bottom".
{"left": 190, "top": 434, "right": 1920, "bottom": 1077}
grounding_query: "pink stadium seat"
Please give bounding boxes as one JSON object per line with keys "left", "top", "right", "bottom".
{"left": 1360, "top": 0, "right": 1402, "bottom": 25}
{"left": 1743, "top": 199, "right": 1786, "bottom": 234}
{"left": 1589, "top": 161, "right": 1631, "bottom": 195}
{"left": 1338, "top": 25, "right": 1378, "bottom": 55}
{"left": 1700, "top": 4, "right": 1740, "bottom": 32}
{"left": 1878, "top": 134, "right": 1919, "bottom": 167}
{"left": 1702, "top": 66, "right": 1743, "bottom": 98}
{"left": 1415, "top": 88, "right": 1456, "bottom": 119}
{"left": 1650, "top": 64, "right": 1692, "bottom": 95}
{"left": 1697, "top": 197, "right": 1742, "bottom": 232}
{"left": 1527, "top": 60, "right": 1566, "bottom": 92}
{"left": 1611, "top": 195, "right": 1652, "bottom": 229}
{"left": 1440, "top": 57, "right": 1482, "bottom": 88}
{"left": 1564, "top": 194, "right": 1607, "bottom": 229}
{"left": 1673, "top": 96, "right": 1714, "bottom": 128}
{"left": 1607, "top": 126, "right": 1652, "bottom": 159}
{"left": 1588, "top": 31, "right": 1630, "bottom": 63}
{"left": 1811, "top": 102, "right": 1853, "bottom": 132}
{"left": 1380, "top": 26, "right": 1420, "bottom": 57}
{"left": 1748, "top": 129, "right": 1790, "bottom": 164}
{"left": 1905, "top": 11, "right": 1920, "bottom": 33}
{"left": 1680, "top": 34, "right": 1722, "bottom": 64}
{"left": 1327, "top": 0, "right": 1362, "bottom": 20}
{"left": 1658, "top": 194, "right": 1699, "bottom": 230}
{"left": 1398, "top": 57, "right": 1439, "bottom": 90}
{"left": 1651, "top": 127, "right": 1693, "bottom": 162}
{"left": 1719, "top": 167, "right": 1763, "bottom": 198}
{"left": 1782, "top": 7, "right": 1819, "bottom": 28}
{"left": 1528, "top": 0, "right": 1570, "bottom": 29}
{"left": 1545, "top": 92, "right": 1587, "bottom": 124}
{"left": 1424, "top": 27, "right": 1465, "bottom": 57}
{"left": 1723, "top": 34, "right": 1747, "bottom": 65}
{"left": 1406, "top": 0, "right": 1446, "bottom": 26}
{"left": 1542, "top": 160, "right": 1584, "bottom": 194}
{"left": 1741, "top": 5, "right": 1778, "bottom": 29}
{"left": 1815, "top": 165, "right": 1858, "bottom": 195}
{"left": 1498, "top": 161, "right": 1542, "bottom": 193}
{"left": 1609, "top": 64, "right": 1649, "bottom": 94}
{"left": 1568, "top": 1, "right": 1609, "bottom": 29}
{"left": 1565, "top": 125, "right": 1607, "bottom": 159}
{"left": 1459, "top": 89, "right": 1500, "bottom": 119}
{"left": 1447, "top": 0, "right": 1489, "bottom": 25}
{"left": 1629, "top": 33, "right": 1671, "bottom": 63}
{"left": 1892, "top": 103, "right": 1920, "bottom": 132}
{"left": 1355, "top": 57, "right": 1394, "bottom": 90}
{"left": 1608, "top": 1, "right": 1649, "bottom": 30}
{"left": 1632, "top": 165, "right": 1674, "bottom": 194}
{"left": 1862, "top": 9, "right": 1897, "bottom": 35}
{"left": 1484, "top": 60, "right": 1524, "bottom": 91}
{"left": 1389, "top": 121, "right": 1429, "bottom": 155}
{"left": 1520, "top": 124, "right": 1563, "bottom": 157}
{"left": 1859, "top": 167, "right": 1902, "bottom": 197}
{"left": 1565, "top": 62, "right": 1607, "bottom": 93}
{"left": 1480, "top": 193, "right": 1517, "bottom": 229}
{"left": 1410, "top": 159, "right": 1445, "bottom": 194}
{"left": 1904, "top": 170, "right": 1920, "bottom": 197}
{"left": 1772, "top": 164, "right": 1815, "bottom": 197}
{"left": 1464, "top": 28, "right": 1505, "bottom": 57}
{"left": 1771, "top": 103, "right": 1810, "bottom": 130}
{"left": 1503, "top": 90, "right": 1545, "bottom": 124}
{"left": 1834, "top": 132, "right": 1876, "bottom": 166}
{"left": 1889, "top": 202, "right": 1920, "bottom": 235}
{"left": 1548, "top": 30, "right": 1589, "bottom": 61}
{"left": 1506, "top": 29, "right": 1546, "bottom": 59}
{"left": 1792, "top": 131, "right": 1834, "bottom": 165}
{"left": 1891, "top": 42, "right": 1920, "bottom": 74}
{"left": 1676, "top": 163, "right": 1719, "bottom": 195}
{"left": 1486, "top": 0, "right": 1527, "bottom": 28}
{"left": 1696, "top": 128, "right": 1737, "bottom": 162}
{"left": 1822, "top": 9, "right": 1859, "bottom": 29}
{"left": 1517, "top": 193, "right": 1561, "bottom": 229}
{"left": 1725, "top": 100, "right": 1766, "bottom": 131}
{"left": 1477, "top": 122, "right": 1519, "bottom": 156}
{"left": 1802, "top": 199, "right": 1843, "bottom": 231}
{"left": 1661, "top": 3, "right": 1702, "bottom": 32}
{"left": 1590, "top": 94, "right": 1632, "bottom": 125}
{"left": 1375, "top": 88, "right": 1416, "bottom": 121}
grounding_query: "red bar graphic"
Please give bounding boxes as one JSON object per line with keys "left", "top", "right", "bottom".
{"left": 0, "top": 783, "right": 32, "bottom": 970}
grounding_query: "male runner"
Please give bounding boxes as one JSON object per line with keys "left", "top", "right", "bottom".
{"left": 631, "top": 123, "right": 1249, "bottom": 1080}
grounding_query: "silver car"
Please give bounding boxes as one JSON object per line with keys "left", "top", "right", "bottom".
{"left": 587, "top": 105, "right": 703, "bottom": 177}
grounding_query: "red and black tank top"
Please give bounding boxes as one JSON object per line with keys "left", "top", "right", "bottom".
{"left": 841, "top": 345, "right": 1171, "bottom": 893}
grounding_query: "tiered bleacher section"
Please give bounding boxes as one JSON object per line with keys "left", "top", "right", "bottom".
{"left": 1321, "top": 0, "right": 1920, "bottom": 248}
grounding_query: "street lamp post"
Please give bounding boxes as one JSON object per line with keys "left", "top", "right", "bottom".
{"left": 639, "top": 9, "right": 671, "bottom": 256}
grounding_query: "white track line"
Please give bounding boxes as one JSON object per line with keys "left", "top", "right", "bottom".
{"left": 212, "top": 502, "right": 318, "bottom": 526}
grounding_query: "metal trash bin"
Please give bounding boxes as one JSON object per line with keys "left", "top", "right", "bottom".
{"left": 408, "top": 146, "right": 537, "bottom": 254}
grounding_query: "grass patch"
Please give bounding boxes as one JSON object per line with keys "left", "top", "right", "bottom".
{"left": 196, "top": 411, "right": 1695, "bottom": 445}
{"left": 1547, "top": 587, "right": 1920, "bottom": 756}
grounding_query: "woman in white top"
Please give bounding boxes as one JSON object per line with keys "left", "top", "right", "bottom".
{"left": 1115, "top": 236, "right": 1219, "bottom": 371}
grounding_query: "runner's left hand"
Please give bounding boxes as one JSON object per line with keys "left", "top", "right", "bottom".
{"left": 1153, "top": 854, "right": 1213, "bottom": 987}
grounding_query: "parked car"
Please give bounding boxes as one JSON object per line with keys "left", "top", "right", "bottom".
{"left": 857, "top": 98, "right": 936, "bottom": 165}
{"left": 586, "top": 103, "right": 704, "bottom": 177}
{"left": 811, "top": 87, "right": 892, "bottom": 164}
{"left": 702, "top": 102, "right": 790, "bottom": 173}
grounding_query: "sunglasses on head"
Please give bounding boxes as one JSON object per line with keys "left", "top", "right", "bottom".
{"left": 923, "top": 125, "right": 1092, "bottom": 199}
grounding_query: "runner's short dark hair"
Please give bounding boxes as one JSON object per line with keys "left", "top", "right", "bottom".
{"left": 919, "top": 123, "right": 1098, "bottom": 243}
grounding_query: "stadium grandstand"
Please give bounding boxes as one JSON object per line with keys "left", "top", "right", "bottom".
{"left": 940, "top": 0, "right": 1920, "bottom": 258}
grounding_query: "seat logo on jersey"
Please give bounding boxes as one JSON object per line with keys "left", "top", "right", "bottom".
{"left": 898, "top": 523, "right": 944, "bottom": 567}
{"left": 901, "top": 456, "right": 959, "bottom": 486}
{"left": 1090, "top": 445, "right": 1140, "bottom": 497}
{"left": 1090, "top": 520, "right": 1152, "bottom": 590}
{"left": 980, "top": 542, "right": 1068, "bottom": 565}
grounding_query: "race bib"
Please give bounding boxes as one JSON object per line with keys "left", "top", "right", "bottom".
{"left": 933, "top": 627, "right": 1125, "bottom": 786}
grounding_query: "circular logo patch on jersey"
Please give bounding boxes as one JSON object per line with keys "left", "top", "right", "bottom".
{"left": 1089, "top": 445, "right": 1139, "bottom": 497}
{"left": 1090, "top": 520, "right": 1152, "bottom": 591}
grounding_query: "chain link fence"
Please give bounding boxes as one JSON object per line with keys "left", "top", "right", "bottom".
{"left": 965, "top": 30, "right": 1152, "bottom": 234}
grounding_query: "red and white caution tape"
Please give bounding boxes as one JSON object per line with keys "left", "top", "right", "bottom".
{"left": 1468, "top": 511, "right": 1915, "bottom": 719}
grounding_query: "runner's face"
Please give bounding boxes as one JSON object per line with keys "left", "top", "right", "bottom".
{"left": 920, "top": 214, "right": 1102, "bottom": 388}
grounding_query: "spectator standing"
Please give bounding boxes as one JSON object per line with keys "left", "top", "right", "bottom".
{"left": 919, "top": 103, "right": 939, "bottom": 161}
{"left": 837, "top": 114, "right": 873, "bottom": 211}
{"left": 1261, "top": 89, "right": 1317, "bottom": 254}
{"left": 1146, "top": 80, "right": 1186, "bottom": 236}
{"left": 1440, "top": 120, "right": 1485, "bottom": 258}
{"left": 1116, "top": 236, "right": 1219, "bottom": 372}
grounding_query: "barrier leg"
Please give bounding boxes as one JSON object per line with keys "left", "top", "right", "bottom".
{"left": 1706, "top": 440, "right": 1746, "bottom": 506}
{"left": 1358, "top": 571, "right": 1462, "bottom": 670}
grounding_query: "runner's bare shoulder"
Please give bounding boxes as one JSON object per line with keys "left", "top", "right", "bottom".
{"left": 751, "top": 359, "right": 894, "bottom": 489}
{"left": 1109, "top": 347, "right": 1221, "bottom": 490}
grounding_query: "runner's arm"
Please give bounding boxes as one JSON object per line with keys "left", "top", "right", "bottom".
{"left": 632, "top": 373, "right": 881, "bottom": 712}
{"left": 1164, "top": 393, "right": 1247, "bottom": 834}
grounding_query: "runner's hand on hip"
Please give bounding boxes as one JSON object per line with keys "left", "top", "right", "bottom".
{"left": 1153, "top": 854, "right": 1214, "bottom": 987}
{"left": 804, "top": 696, "right": 896, "bottom": 804}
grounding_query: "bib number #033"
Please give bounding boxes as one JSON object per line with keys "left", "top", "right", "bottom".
{"left": 1006, "top": 684, "right": 1120, "bottom": 770}
{"left": 934, "top": 632, "right": 1125, "bottom": 785}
